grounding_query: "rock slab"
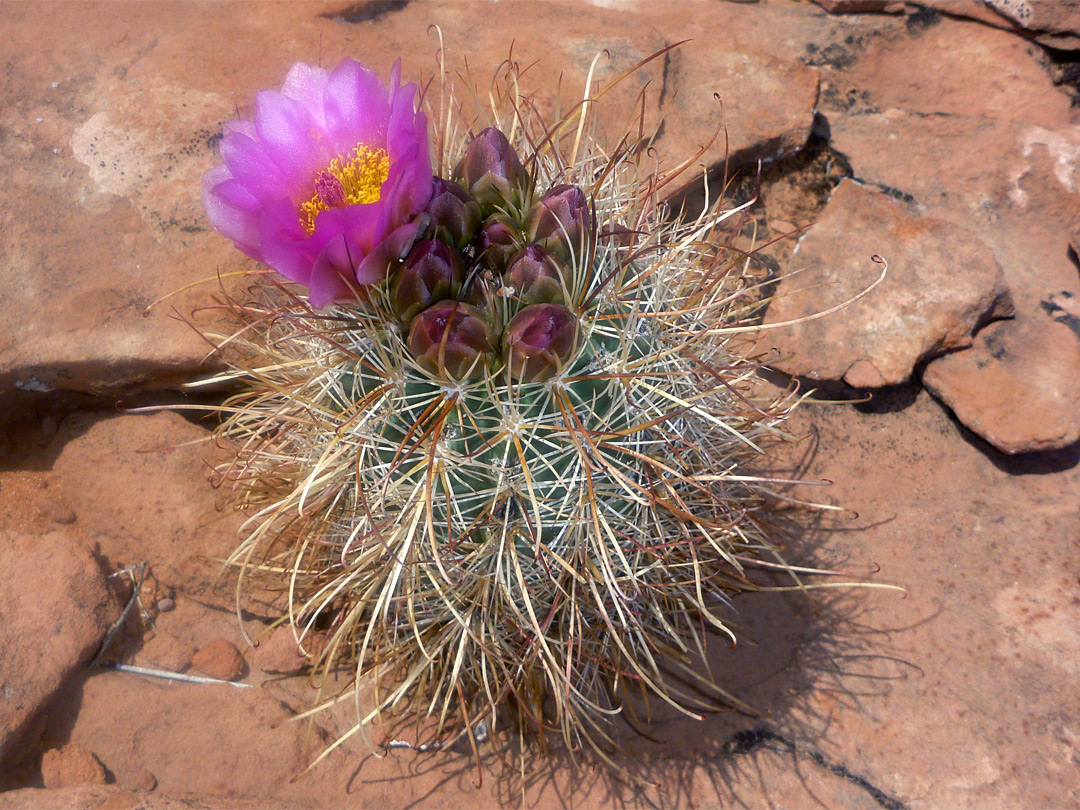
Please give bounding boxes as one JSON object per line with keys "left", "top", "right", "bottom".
{"left": 923, "top": 315, "right": 1080, "bottom": 453}
{"left": 763, "top": 179, "right": 1013, "bottom": 388}
{"left": 0, "top": 532, "right": 119, "bottom": 764}
{"left": 662, "top": 48, "right": 820, "bottom": 173}
{"left": 919, "top": 0, "right": 1080, "bottom": 49}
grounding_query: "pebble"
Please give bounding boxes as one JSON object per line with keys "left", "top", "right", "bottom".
{"left": 191, "top": 637, "right": 245, "bottom": 681}
{"left": 128, "top": 767, "right": 158, "bottom": 792}
{"left": 156, "top": 597, "right": 175, "bottom": 612}
{"left": 40, "top": 745, "right": 107, "bottom": 788}
{"left": 253, "top": 626, "right": 323, "bottom": 676}
{"left": 139, "top": 575, "right": 158, "bottom": 600}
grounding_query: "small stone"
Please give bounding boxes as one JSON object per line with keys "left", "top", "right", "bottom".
{"left": 128, "top": 767, "right": 157, "bottom": 792}
{"left": 156, "top": 597, "right": 175, "bottom": 612}
{"left": 191, "top": 637, "right": 244, "bottom": 681}
{"left": 254, "top": 628, "right": 315, "bottom": 676}
{"left": 139, "top": 575, "right": 158, "bottom": 600}
{"left": 922, "top": 315, "right": 1080, "bottom": 453}
{"left": 40, "top": 745, "right": 107, "bottom": 788}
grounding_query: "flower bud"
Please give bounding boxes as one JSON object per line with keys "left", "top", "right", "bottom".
{"left": 454, "top": 127, "right": 529, "bottom": 214}
{"left": 408, "top": 300, "right": 498, "bottom": 380}
{"left": 461, "top": 271, "right": 499, "bottom": 322}
{"left": 424, "top": 178, "right": 483, "bottom": 251}
{"left": 501, "top": 304, "right": 580, "bottom": 383}
{"left": 524, "top": 184, "right": 590, "bottom": 260}
{"left": 474, "top": 214, "right": 521, "bottom": 274}
{"left": 504, "top": 245, "right": 568, "bottom": 306}
{"left": 390, "top": 239, "right": 465, "bottom": 328}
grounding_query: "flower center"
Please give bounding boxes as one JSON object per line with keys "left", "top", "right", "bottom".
{"left": 299, "top": 144, "right": 390, "bottom": 235}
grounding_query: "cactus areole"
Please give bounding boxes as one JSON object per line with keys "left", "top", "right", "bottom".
{"left": 202, "top": 56, "right": 801, "bottom": 773}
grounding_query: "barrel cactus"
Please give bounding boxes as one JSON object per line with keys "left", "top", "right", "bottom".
{"left": 202, "top": 54, "right": 798, "bottom": 773}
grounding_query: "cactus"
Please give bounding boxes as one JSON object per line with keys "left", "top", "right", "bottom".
{"left": 206, "top": 56, "right": 800, "bottom": 775}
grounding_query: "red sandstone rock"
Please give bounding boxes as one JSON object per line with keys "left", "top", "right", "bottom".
{"left": 661, "top": 48, "right": 820, "bottom": 173}
{"left": 831, "top": 18, "right": 1073, "bottom": 129}
{"left": 0, "top": 6, "right": 243, "bottom": 400}
{"left": 918, "top": 0, "right": 1080, "bottom": 48}
{"left": 762, "top": 179, "right": 1013, "bottom": 387}
{"left": 40, "top": 745, "right": 107, "bottom": 789}
{"left": 0, "top": 532, "right": 119, "bottom": 765}
{"left": 0, "top": 1, "right": 833, "bottom": 402}
{"left": 48, "top": 410, "right": 243, "bottom": 592}
{"left": 823, "top": 19, "right": 1080, "bottom": 428}
{"left": 830, "top": 115, "right": 1080, "bottom": 318}
{"left": 191, "top": 637, "right": 244, "bottom": 682}
{"left": 923, "top": 315, "right": 1080, "bottom": 453}
{"left": 36, "top": 669, "right": 309, "bottom": 801}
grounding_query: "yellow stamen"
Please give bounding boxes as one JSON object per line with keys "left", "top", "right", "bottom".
{"left": 299, "top": 144, "right": 390, "bottom": 235}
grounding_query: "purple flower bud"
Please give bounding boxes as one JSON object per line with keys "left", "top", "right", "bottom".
{"left": 524, "top": 184, "right": 590, "bottom": 261}
{"left": 454, "top": 127, "right": 529, "bottom": 213}
{"left": 474, "top": 214, "right": 521, "bottom": 273}
{"left": 424, "top": 178, "right": 483, "bottom": 251}
{"left": 408, "top": 301, "right": 498, "bottom": 380}
{"left": 390, "top": 239, "right": 466, "bottom": 327}
{"left": 461, "top": 271, "right": 499, "bottom": 321}
{"left": 501, "top": 304, "right": 580, "bottom": 383}
{"left": 504, "top": 245, "right": 568, "bottom": 306}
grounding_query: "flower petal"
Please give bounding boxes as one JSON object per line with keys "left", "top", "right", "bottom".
{"left": 259, "top": 197, "right": 318, "bottom": 285}
{"left": 355, "top": 219, "right": 425, "bottom": 285}
{"left": 308, "top": 237, "right": 356, "bottom": 309}
{"left": 254, "top": 89, "right": 325, "bottom": 195}
{"left": 311, "top": 204, "right": 382, "bottom": 263}
{"left": 323, "top": 59, "right": 392, "bottom": 153}
{"left": 378, "top": 139, "right": 433, "bottom": 228}
{"left": 386, "top": 84, "right": 422, "bottom": 162}
{"left": 220, "top": 132, "right": 290, "bottom": 203}
{"left": 280, "top": 62, "right": 329, "bottom": 129}
{"left": 203, "top": 165, "right": 261, "bottom": 257}
{"left": 223, "top": 119, "right": 256, "bottom": 140}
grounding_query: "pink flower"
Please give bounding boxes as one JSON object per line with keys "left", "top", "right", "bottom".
{"left": 202, "top": 59, "right": 433, "bottom": 308}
